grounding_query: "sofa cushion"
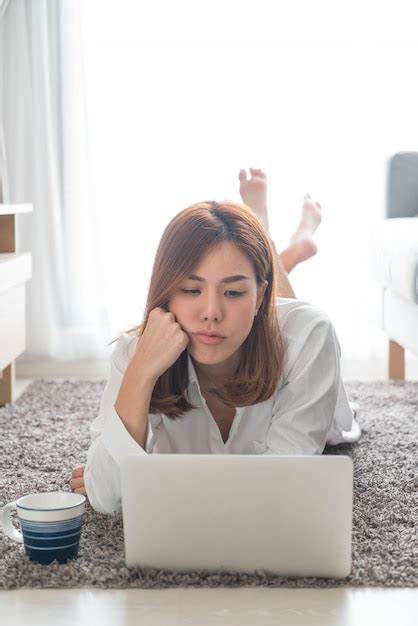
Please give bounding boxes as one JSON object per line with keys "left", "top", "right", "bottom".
{"left": 369, "top": 217, "right": 418, "bottom": 304}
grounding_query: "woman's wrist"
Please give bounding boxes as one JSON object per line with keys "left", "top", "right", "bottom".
{"left": 114, "top": 364, "right": 157, "bottom": 445}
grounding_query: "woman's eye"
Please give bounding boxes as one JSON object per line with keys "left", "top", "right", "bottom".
{"left": 181, "top": 289, "right": 244, "bottom": 298}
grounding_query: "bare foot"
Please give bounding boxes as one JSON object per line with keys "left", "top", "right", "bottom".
{"left": 290, "top": 194, "right": 322, "bottom": 244}
{"left": 279, "top": 239, "right": 318, "bottom": 273}
{"left": 238, "top": 168, "right": 269, "bottom": 232}
{"left": 279, "top": 195, "right": 322, "bottom": 273}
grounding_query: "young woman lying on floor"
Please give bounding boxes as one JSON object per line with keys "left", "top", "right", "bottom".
{"left": 69, "top": 168, "right": 361, "bottom": 514}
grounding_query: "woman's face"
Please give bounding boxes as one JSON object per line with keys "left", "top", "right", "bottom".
{"left": 168, "top": 241, "right": 267, "bottom": 369}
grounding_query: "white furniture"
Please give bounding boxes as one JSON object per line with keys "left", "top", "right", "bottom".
{"left": 370, "top": 153, "right": 418, "bottom": 379}
{"left": 0, "top": 204, "right": 32, "bottom": 404}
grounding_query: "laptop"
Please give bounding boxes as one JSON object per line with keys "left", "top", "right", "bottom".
{"left": 119, "top": 454, "right": 353, "bottom": 578}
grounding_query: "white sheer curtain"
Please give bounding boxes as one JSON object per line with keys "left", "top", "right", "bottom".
{"left": 82, "top": 0, "right": 418, "bottom": 362}
{"left": 0, "top": 0, "right": 110, "bottom": 360}
{"left": 1, "top": 0, "right": 416, "bottom": 367}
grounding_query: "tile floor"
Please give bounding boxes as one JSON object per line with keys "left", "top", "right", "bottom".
{"left": 1, "top": 587, "right": 417, "bottom": 626}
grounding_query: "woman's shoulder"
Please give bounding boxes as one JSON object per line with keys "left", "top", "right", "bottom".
{"left": 274, "top": 296, "right": 333, "bottom": 336}
{"left": 274, "top": 297, "right": 338, "bottom": 384}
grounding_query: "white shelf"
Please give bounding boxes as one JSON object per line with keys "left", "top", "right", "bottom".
{"left": 0, "top": 253, "right": 32, "bottom": 294}
{"left": 0, "top": 204, "right": 33, "bottom": 403}
{"left": 0, "top": 203, "right": 33, "bottom": 215}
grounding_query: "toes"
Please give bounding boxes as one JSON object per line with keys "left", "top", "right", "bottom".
{"left": 250, "top": 168, "right": 266, "bottom": 178}
{"left": 239, "top": 169, "right": 247, "bottom": 181}
{"left": 303, "top": 195, "right": 322, "bottom": 210}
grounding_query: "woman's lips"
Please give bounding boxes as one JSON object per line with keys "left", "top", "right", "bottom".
{"left": 194, "top": 334, "right": 226, "bottom": 345}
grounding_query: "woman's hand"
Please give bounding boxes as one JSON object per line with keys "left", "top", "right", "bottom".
{"left": 131, "top": 307, "right": 190, "bottom": 382}
{"left": 69, "top": 464, "right": 86, "bottom": 496}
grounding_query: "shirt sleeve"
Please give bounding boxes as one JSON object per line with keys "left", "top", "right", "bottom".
{"left": 84, "top": 334, "right": 150, "bottom": 515}
{"left": 256, "top": 310, "right": 342, "bottom": 456}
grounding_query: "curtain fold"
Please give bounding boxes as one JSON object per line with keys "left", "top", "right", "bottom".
{"left": 0, "top": 0, "right": 111, "bottom": 360}
{"left": 0, "top": 0, "right": 11, "bottom": 18}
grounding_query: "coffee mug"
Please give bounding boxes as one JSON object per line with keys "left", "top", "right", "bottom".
{"left": 1, "top": 491, "right": 86, "bottom": 565}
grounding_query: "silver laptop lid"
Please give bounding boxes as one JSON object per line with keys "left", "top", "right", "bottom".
{"left": 120, "top": 454, "right": 353, "bottom": 578}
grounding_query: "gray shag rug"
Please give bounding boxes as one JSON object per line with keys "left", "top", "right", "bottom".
{"left": 0, "top": 379, "right": 417, "bottom": 590}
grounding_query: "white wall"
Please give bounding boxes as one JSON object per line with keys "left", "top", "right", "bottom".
{"left": 80, "top": 0, "right": 418, "bottom": 361}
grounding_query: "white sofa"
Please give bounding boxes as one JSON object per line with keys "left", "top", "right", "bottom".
{"left": 370, "top": 152, "right": 418, "bottom": 379}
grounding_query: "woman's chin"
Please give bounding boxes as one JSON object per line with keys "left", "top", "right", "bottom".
{"left": 188, "top": 345, "right": 227, "bottom": 365}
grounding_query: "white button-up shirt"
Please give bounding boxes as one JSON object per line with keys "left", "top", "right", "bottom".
{"left": 85, "top": 297, "right": 361, "bottom": 515}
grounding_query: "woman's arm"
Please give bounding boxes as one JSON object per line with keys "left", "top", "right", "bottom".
{"left": 83, "top": 335, "right": 151, "bottom": 514}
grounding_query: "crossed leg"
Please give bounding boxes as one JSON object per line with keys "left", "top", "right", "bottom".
{"left": 238, "top": 168, "right": 322, "bottom": 299}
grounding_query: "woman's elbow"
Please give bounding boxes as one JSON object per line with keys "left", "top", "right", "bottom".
{"left": 84, "top": 466, "right": 121, "bottom": 516}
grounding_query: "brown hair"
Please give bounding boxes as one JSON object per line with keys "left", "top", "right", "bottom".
{"left": 110, "top": 200, "right": 286, "bottom": 419}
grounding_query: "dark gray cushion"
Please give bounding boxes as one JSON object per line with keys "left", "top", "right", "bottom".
{"left": 386, "top": 152, "right": 418, "bottom": 219}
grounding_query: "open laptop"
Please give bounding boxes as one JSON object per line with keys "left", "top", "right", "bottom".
{"left": 119, "top": 454, "right": 353, "bottom": 578}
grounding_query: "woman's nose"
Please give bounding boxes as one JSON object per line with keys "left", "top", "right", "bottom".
{"left": 201, "top": 296, "right": 223, "bottom": 320}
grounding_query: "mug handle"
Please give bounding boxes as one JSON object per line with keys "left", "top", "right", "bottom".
{"left": 1, "top": 502, "right": 24, "bottom": 543}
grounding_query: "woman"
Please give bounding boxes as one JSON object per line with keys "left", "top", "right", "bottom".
{"left": 70, "top": 168, "right": 361, "bottom": 514}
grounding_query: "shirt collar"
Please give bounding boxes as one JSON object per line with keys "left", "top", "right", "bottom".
{"left": 187, "top": 351, "right": 199, "bottom": 388}
{"left": 186, "top": 351, "right": 245, "bottom": 417}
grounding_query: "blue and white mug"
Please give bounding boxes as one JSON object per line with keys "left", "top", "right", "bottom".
{"left": 1, "top": 491, "right": 86, "bottom": 565}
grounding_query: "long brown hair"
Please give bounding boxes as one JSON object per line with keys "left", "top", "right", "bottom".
{"left": 110, "top": 200, "right": 287, "bottom": 419}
